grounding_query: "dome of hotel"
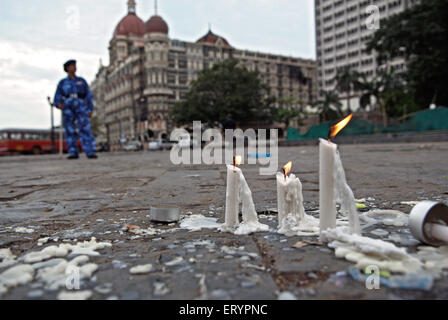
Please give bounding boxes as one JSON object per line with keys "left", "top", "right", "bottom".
{"left": 145, "top": 15, "right": 169, "bottom": 34}
{"left": 114, "top": 13, "right": 146, "bottom": 37}
{"left": 197, "top": 30, "right": 231, "bottom": 47}
{"left": 113, "top": 0, "right": 145, "bottom": 37}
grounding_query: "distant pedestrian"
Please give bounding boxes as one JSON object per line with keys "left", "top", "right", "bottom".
{"left": 222, "top": 114, "right": 236, "bottom": 131}
{"left": 54, "top": 60, "right": 97, "bottom": 159}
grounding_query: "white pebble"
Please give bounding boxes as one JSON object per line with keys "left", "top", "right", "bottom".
{"left": 129, "top": 264, "right": 153, "bottom": 275}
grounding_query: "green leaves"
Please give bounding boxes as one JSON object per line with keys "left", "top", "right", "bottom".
{"left": 367, "top": 0, "right": 448, "bottom": 107}
{"left": 313, "top": 91, "right": 343, "bottom": 123}
{"left": 169, "top": 59, "right": 274, "bottom": 128}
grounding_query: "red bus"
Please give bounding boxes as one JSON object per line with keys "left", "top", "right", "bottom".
{"left": 0, "top": 128, "right": 81, "bottom": 156}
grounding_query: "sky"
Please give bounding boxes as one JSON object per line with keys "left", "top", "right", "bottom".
{"left": 0, "top": 0, "right": 316, "bottom": 129}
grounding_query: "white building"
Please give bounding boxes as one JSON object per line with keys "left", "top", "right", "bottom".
{"left": 315, "top": 0, "right": 419, "bottom": 110}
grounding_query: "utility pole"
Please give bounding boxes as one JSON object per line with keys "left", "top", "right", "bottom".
{"left": 47, "top": 96, "right": 56, "bottom": 154}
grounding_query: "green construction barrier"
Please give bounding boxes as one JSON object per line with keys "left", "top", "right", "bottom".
{"left": 286, "top": 107, "right": 448, "bottom": 141}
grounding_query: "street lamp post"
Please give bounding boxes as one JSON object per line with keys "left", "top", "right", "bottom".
{"left": 138, "top": 96, "right": 147, "bottom": 141}
{"left": 47, "top": 96, "right": 56, "bottom": 154}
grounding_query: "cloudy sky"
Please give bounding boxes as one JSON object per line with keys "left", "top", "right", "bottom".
{"left": 0, "top": 0, "right": 316, "bottom": 129}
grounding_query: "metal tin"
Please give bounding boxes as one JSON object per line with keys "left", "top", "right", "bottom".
{"left": 409, "top": 201, "right": 448, "bottom": 246}
{"left": 150, "top": 207, "right": 180, "bottom": 223}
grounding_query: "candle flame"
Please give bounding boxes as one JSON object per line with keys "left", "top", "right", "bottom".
{"left": 329, "top": 114, "right": 353, "bottom": 140}
{"left": 282, "top": 161, "right": 292, "bottom": 179}
{"left": 234, "top": 155, "right": 242, "bottom": 167}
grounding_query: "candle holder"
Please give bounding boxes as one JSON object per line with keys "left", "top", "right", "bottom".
{"left": 409, "top": 201, "right": 448, "bottom": 246}
{"left": 150, "top": 207, "right": 181, "bottom": 223}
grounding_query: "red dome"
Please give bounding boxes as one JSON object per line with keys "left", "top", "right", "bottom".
{"left": 114, "top": 13, "right": 145, "bottom": 37}
{"left": 197, "top": 30, "right": 231, "bottom": 47}
{"left": 145, "top": 15, "right": 169, "bottom": 34}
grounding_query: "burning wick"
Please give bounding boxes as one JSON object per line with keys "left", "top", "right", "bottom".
{"left": 328, "top": 114, "right": 353, "bottom": 142}
{"left": 233, "top": 155, "right": 242, "bottom": 169}
{"left": 281, "top": 161, "right": 292, "bottom": 181}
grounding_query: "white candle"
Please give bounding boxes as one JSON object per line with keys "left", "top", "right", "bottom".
{"left": 319, "top": 138, "right": 337, "bottom": 236}
{"left": 223, "top": 164, "right": 241, "bottom": 230}
{"left": 276, "top": 172, "right": 305, "bottom": 233}
{"left": 426, "top": 223, "right": 448, "bottom": 243}
{"left": 221, "top": 156, "right": 268, "bottom": 235}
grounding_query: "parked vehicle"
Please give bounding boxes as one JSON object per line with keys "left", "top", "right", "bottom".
{"left": 149, "top": 139, "right": 174, "bottom": 151}
{"left": 123, "top": 141, "right": 142, "bottom": 152}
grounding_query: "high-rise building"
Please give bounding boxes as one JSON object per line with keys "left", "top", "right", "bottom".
{"left": 91, "top": 1, "right": 317, "bottom": 149}
{"left": 315, "top": 0, "right": 419, "bottom": 110}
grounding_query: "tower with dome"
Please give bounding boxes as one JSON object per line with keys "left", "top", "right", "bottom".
{"left": 91, "top": 0, "right": 317, "bottom": 150}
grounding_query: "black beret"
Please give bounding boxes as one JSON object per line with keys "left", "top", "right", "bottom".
{"left": 63, "top": 59, "right": 77, "bottom": 72}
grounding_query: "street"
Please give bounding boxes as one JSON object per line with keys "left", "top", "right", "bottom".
{"left": 0, "top": 142, "right": 447, "bottom": 300}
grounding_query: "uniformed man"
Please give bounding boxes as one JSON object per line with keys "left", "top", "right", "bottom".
{"left": 54, "top": 60, "right": 97, "bottom": 159}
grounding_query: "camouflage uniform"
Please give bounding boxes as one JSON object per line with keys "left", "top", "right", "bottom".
{"left": 54, "top": 76, "right": 96, "bottom": 157}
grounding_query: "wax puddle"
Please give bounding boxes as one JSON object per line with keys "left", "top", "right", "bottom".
{"left": 322, "top": 227, "right": 448, "bottom": 290}
{"left": 0, "top": 237, "right": 111, "bottom": 298}
{"left": 58, "top": 290, "right": 93, "bottom": 300}
{"left": 180, "top": 214, "right": 221, "bottom": 232}
{"left": 233, "top": 221, "right": 269, "bottom": 235}
{"left": 123, "top": 224, "right": 181, "bottom": 239}
{"left": 279, "top": 213, "right": 347, "bottom": 237}
{"left": 279, "top": 213, "right": 321, "bottom": 236}
{"left": 361, "top": 209, "right": 409, "bottom": 227}
{"left": 0, "top": 248, "right": 17, "bottom": 269}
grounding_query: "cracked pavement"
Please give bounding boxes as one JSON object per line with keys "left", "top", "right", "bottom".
{"left": 0, "top": 142, "right": 447, "bottom": 300}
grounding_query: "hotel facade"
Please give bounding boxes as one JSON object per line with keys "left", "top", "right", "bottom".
{"left": 91, "top": 1, "right": 317, "bottom": 149}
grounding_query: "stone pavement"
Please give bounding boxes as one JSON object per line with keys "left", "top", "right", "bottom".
{"left": 0, "top": 142, "right": 447, "bottom": 300}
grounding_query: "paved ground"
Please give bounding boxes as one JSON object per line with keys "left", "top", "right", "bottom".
{"left": 0, "top": 142, "right": 447, "bottom": 300}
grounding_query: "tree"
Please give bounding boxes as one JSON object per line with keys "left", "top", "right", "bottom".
{"left": 170, "top": 59, "right": 274, "bottom": 128}
{"left": 334, "top": 67, "right": 362, "bottom": 114}
{"left": 313, "top": 91, "right": 343, "bottom": 123}
{"left": 90, "top": 115, "right": 103, "bottom": 138}
{"left": 274, "top": 96, "right": 306, "bottom": 129}
{"left": 357, "top": 70, "right": 405, "bottom": 126}
{"left": 366, "top": 0, "right": 448, "bottom": 107}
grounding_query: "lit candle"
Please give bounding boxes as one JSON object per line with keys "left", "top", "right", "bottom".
{"left": 319, "top": 114, "right": 361, "bottom": 239}
{"left": 221, "top": 155, "right": 268, "bottom": 234}
{"left": 276, "top": 161, "right": 305, "bottom": 234}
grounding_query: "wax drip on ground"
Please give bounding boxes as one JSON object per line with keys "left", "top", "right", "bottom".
{"left": 360, "top": 209, "right": 409, "bottom": 227}
{"left": 321, "top": 227, "right": 448, "bottom": 290}
{"left": 0, "top": 237, "right": 111, "bottom": 298}
{"left": 180, "top": 214, "right": 221, "bottom": 232}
